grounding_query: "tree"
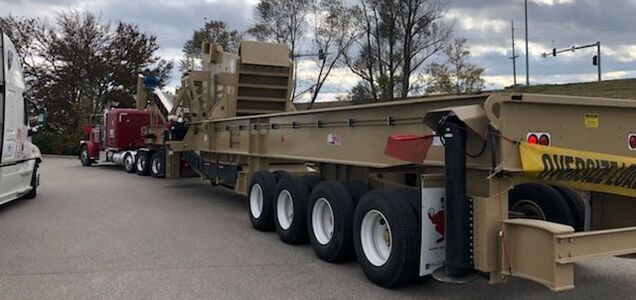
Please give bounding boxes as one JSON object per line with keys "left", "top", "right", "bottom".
{"left": 425, "top": 38, "right": 485, "bottom": 95}
{"left": 247, "top": 0, "right": 314, "bottom": 99}
{"left": 307, "top": 0, "right": 359, "bottom": 108}
{"left": 182, "top": 20, "right": 241, "bottom": 71}
{"left": 1, "top": 10, "right": 173, "bottom": 154}
{"left": 344, "top": 0, "right": 451, "bottom": 101}
{"left": 398, "top": 0, "right": 451, "bottom": 98}
{"left": 0, "top": 15, "right": 46, "bottom": 112}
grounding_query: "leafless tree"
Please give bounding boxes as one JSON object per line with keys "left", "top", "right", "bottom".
{"left": 307, "top": 0, "right": 360, "bottom": 108}
{"left": 247, "top": 0, "right": 314, "bottom": 98}
{"left": 344, "top": 0, "right": 451, "bottom": 101}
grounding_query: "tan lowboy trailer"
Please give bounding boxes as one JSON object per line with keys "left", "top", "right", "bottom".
{"left": 144, "top": 41, "right": 636, "bottom": 291}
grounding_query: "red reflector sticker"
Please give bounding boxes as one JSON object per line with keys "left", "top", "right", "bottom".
{"left": 385, "top": 134, "right": 435, "bottom": 163}
{"left": 539, "top": 134, "right": 550, "bottom": 146}
{"left": 527, "top": 134, "right": 538, "bottom": 145}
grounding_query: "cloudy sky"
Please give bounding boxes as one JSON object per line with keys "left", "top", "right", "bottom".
{"left": 2, "top": 0, "right": 636, "bottom": 101}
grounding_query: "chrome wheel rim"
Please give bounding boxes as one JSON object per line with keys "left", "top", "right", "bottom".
{"left": 125, "top": 155, "right": 134, "bottom": 170}
{"left": 136, "top": 155, "right": 145, "bottom": 171}
{"left": 152, "top": 157, "right": 161, "bottom": 174}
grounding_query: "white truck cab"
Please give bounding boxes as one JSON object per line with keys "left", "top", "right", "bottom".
{"left": 0, "top": 31, "right": 41, "bottom": 204}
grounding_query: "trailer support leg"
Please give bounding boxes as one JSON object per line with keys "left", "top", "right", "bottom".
{"left": 433, "top": 117, "right": 478, "bottom": 283}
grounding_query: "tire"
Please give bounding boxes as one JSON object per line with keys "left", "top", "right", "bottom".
{"left": 353, "top": 190, "right": 420, "bottom": 288}
{"left": 150, "top": 151, "right": 166, "bottom": 178}
{"left": 272, "top": 170, "right": 290, "bottom": 182}
{"left": 21, "top": 163, "right": 38, "bottom": 200}
{"left": 343, "top": 181, "right": 371, "bottom": 205}
{"left": 248, "top": 171, "right": 277, "bottom": 231}
{"left": 135, "top": 151, "right": 151, "bottom": 176}
{"left": 396, "top": 187, "right": 421, "bottom": 223}
{"left": 123, "top": 153, "right": 136, "bottom": 173}
{"left": 302, "top": 174, "right": 323, "bottom": 190}
{"left": 307, "top": 181, "right": 356, "bottom": 262}
{"left": 552, "top": 185, "right": 586, "bottom": 231}
{"left": 80, "top": 146, "right": 92, "bottom": 167}
{"left": 509, "top": 183, "right": 575, "bottom": 228}
{"left": 274, "top": 174, "right": 311, "bottom": 244}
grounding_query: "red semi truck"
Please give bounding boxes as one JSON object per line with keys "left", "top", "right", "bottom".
{"left": 79, "top": 108, "right": 164, "bottom": 175}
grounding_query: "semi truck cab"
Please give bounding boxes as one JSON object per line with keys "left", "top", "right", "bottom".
{"left": 0, "top": 32, "right": 42, "bottom": 204}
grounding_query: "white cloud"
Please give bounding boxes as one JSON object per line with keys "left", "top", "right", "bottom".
{"left": 604, "top": 45, "right": 636, "bottom": 62}
{"left": 532, "top": 0, "right": 575, "bottom": 6}
{"left": 447, "top": 9, "right": 508, "bottom": 34}
{"left": 470, "top": 45, "right": 508, "bottom": 57}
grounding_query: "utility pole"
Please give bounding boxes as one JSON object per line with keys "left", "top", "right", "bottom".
{"left": 510, "top": 20, "right": 519, "bottom": 86}
{"left": 596, "top": 41, "right": 602, "bottom": 82}
{"left": 525, "top": 0, "right": 530, "bottom": 86}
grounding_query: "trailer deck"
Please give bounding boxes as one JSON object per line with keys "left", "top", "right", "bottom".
{"left": 83, "top": 40, "right": 636, "bottom": 292}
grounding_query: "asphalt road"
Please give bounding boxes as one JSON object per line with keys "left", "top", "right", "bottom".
{"left": 1, "top": 156, "right": 635, "bottom": 299}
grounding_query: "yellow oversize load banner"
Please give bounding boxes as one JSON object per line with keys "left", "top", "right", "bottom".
{"left": 520, "top": 143, "right": 636, "bottom": 198}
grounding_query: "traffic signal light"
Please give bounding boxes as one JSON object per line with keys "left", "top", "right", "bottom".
{"left": 553, "top": 48, "right": 557, "bottom": 57}
{"left": 593, "top": 55, "right": 598, "bottom": 66}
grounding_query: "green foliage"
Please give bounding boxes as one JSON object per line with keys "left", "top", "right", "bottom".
{"left": 426, "top": 38, "right": 485, "bottom": 95}
{"left": 1, "top": 11, "right": 173, "bottom": 155}
{"left": 181, "top": 20, "right": 241, "bottom": 72}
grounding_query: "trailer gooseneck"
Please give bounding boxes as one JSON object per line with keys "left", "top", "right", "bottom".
{"left": 81, "top": 40, "right": 636, "bottom": 292}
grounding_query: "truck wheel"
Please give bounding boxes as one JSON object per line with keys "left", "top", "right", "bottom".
{"left": 135, "top": 152, "right": 151, "bottom": 176}
{"left": 272, "top": 170, "right": 290, "bottom": 182}
{"left": 353, "top": 190, "right": 420, "bottom": 288}
{"left": 308, "top": 181, "right": 355, "bottom": 262}
{"left": 21, "top": 163, "right": 39, "bottom": 200}
{"left": 123, "top": 153, "right": 136, "bottom": 173}
{"left": 509, "top": 183, "right": 575, "bottom": 228}
{"left": 150, "top": 151, "right": 165, "bottom": 178}
{"left": 302, "top": 174, "right": 323, "bottom": 190}
{"left": 274, "top": 174, "right": 310, "bottom": 244}
{"left": 248, "top": 171, "right": 277, "bottom": 231}
{"left": 397, "top": 187, "right": 421, "bottom": 219}
{"left": 80, "top": 146, "right": 92, "bottom": 167}
{"left": 552, "top": 185, "right": 586, "bottom": 231}
{"left": 343, "top": 181, "right": 371, "bottom": 205}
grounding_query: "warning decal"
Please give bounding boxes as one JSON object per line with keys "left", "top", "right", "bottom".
{"left": 520, "top": 143, "right": 636, "bottom": 197}
{"left": 584, "top": 113, "right": 600, "bottom": 128}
